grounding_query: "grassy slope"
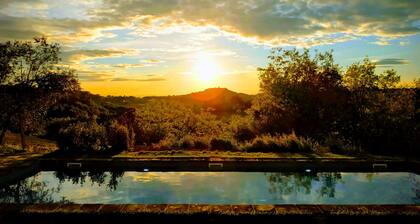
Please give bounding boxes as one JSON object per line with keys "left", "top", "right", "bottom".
{"left": 0, "top": 132, "right": 58, "bottom": 154}
{"left": 0, "top": 132, "right": 357, "bottom": 159}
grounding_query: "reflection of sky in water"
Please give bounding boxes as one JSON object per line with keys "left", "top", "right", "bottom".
{"left": 2, "top": 172, "right": 419, "bottom": 204}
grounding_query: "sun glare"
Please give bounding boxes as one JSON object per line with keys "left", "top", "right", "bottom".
{"left": 193, "top": 52, "right": 222, "bottom": 82}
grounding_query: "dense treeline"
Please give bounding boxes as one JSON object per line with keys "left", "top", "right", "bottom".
{"left": 0, "top": 38, "right": 418, "bottom": 156}
{"left": 251, "top": 49, "right": 419, "bottom": 156}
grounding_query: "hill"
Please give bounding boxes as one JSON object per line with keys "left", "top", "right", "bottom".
{"left": 166, "top": 88, "right": 253, "bottom": 115}
{"left": 97, "top": 88, "right": 254, "bottom": 116}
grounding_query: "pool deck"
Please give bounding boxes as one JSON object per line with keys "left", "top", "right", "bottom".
{"left": 2, "top": 151, "right": 419, "bottom": 172}
{"left": 1, "top": 150, "right": 419, "bottom": 183}
{"left": 0, "top": 151, "right": 419, "bottom": 223}
{"left": 0, "top": 204, "right": 419, "bottom": 223}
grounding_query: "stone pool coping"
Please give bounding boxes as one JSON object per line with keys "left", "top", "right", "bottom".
{"left": 1, "top": 204, "right": 419, "bottom": 223}
{"left": 1, "top": 152, "right": 419, "bottom": 185}
{"left": 1, "top": 204, "right": 418, "bottom": 216}
{"left": 39, "top": 156, "right": 419, "bottom": 173}
{"left": 1, "top": 154, "right": 419, "bottom": 222}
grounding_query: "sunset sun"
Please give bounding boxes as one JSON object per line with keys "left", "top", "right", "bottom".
{"left": 193, "top": 52, "right": 222, "bottom": 82}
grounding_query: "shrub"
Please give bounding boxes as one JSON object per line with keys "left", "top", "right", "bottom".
{"left": 107, "top": 121, "right": 131, "bottom": 151}
{"left": 243, "top": 133, "right": 317, "bottom": 153}
{"left": 135, "top": 124, "right": 167, "bottom": 145}
{"left": 193, "top": 138, "right": 209, "bottom": 149}
{"left": 324, "top": 134, "right": 361, "bottom": 155}
{"left": 155, "top": 135, "right": 178, "bottom": 150}
{"left": 179, "top": 135, "right": 194, "bottom": 149}
{"left": 210, "top": 138, "right": 235, "bottom": 151}
{"left": 233, "top": 125, "right": 256, "bottom": 142}
{"left": 57, "top": 121, "right": 106, "bottom": 152}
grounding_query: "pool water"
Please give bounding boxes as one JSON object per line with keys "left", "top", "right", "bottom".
{"left": 0, "top": 171, "right": 419, "bottom": 204}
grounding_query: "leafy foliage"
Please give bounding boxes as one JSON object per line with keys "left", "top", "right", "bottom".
{"left": 254, "top": 48, "right": 418, "bottom": 156}
{"left": 0, "top": 37, "right": 79, "bottom": 149}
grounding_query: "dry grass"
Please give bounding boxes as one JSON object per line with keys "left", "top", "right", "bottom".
{"left": 0, "top": 132, "right": 58, "bottom": 154}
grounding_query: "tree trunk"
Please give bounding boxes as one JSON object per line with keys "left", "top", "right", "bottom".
{"left": 19, "top": 113, "right": 27, "bottom": 150}
{"left": 0, "top": 128, "right": 7, "bottom": 145}
{"left": 0, "top": 115, "right": 11, "bottom": 145}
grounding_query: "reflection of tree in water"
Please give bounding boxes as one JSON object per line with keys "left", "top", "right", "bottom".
{"left": 265, "top": 172, "right": 342, "bottom": 200}
{"left": 0, "top": 171, "right": 124, "bottom": 203}
{"left": 409, "top": 173, "right": 420, "bottom": 204}
{"left": 0, "top": 176, "right": 68, "bottom": 203}
{"left": 54, "top": 171, "right": 124, "bottom": 191}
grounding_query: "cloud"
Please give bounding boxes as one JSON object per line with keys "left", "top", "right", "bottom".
{"left": 375, "top": 58, "right": 409, "bottom": 66}
{"left": 111, "top": 63, "right": 146, "bottom": 68}
{"left": 0, "top": 13, "right": 121, "bottom": 43}
{"left": 1, "top": 0, "right": 419, "bottom": 46}
{"left": 61, "top": 49, "right": 132, "bottom": 64}
{"left": 399, "top": 41, "right": 410, "bottom": 46}
{"left": 93, "top": 0, "right": 420, "bottom": 46}
{"left": 371, "top": 37, "right": 391, "bottom": 46}
{"left": 76, "top": 70, "right": 114, "bottom": 81}
{"left": 111, "top": 77, "right": 166, "bottom": 82}
{"left": 141, "top": 59, "right": 162, "bottom": 63}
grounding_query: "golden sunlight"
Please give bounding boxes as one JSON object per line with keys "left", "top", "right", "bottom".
{"left": 193, "top": 52, "right": 222, "bottom": 82}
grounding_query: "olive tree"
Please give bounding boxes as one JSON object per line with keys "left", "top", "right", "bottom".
{"left": 0, "top": 37, "right": 79, "bottom": 149}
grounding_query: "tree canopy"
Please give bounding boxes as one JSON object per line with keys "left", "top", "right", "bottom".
{"left": 0, "top": 37, "right": 79, "bottom": 149}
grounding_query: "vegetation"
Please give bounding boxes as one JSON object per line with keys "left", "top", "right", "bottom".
{"left": 0, "top": 38, "right": 418, "bottom": 157}
{"left": 0, "top": 37, "right": 79, "bottom": 150}
{"left": 252, "top": 48, "right": 418, "bottom": 156}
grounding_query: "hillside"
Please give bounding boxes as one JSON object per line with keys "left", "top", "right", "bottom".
{"left": 167, "top": 88, "right": 253, "bottom": 115}
{"left": 97, "top": 88, "right": 254, "bottom": 116}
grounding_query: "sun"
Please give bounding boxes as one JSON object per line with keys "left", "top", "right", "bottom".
{"left": 193, "top": 52, "right": 222, "bottom": 82}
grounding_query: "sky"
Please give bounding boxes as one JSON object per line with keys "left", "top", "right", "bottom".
{"left": 0, "top": 0, "right": 419, "bottom": 96}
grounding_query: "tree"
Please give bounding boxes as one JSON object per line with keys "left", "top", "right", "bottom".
{"left": 252, "top": 48, "right": 346, "bottom": 138}
{"left": 343, "top": 59, "right": 416, "bottom": 154}
{"left": 0, "top": 37, "right": 79, "bottom": 149}
{"left": 254, "top": 48, "right": 417, "bottom": 155}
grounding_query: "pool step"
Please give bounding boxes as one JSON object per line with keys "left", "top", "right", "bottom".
{"left": 372, "top": 163, "right": 387, "bottom": 170}
{"left": 208, "top": 162, "right": 223, "bottom": 170}
{"left": 67, "top": 162, "right": 82, "bottom": 169}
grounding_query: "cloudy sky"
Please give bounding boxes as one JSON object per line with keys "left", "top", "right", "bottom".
{"left": 1, "top": 0, "right": 419, "bottom": 96}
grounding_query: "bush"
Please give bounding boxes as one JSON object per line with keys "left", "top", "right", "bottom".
{"left": 210, "top": 138, "right": 235, "bottom": 151}
{"left": 243, "top": 133, "right": 317, "bottom": 153}
{"left": 233, "top": 125, "right": 256, "bottom": 142}
{"left": 107, "top": 121, "right": 132, "bottom": 151}
{"left": 193, "top": 138, "right": 209, "bottom": 149}
{"left": 57, "top": 121, "right": 106, "bottom": 152}
{"left": 179, "top": 135, "right": 194, "bottom": 149}
{"left": 155, "top": 135, "right": 178, "bottom": 150}
{"left": 324, "top": 134, "right": 361, "bottom": 155}
{"left": 134, "top": 124, "right": 167, "bottom": 145}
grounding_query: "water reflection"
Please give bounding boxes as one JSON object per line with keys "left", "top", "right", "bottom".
{"left": 266, "top": 172, "right": 342, "bottom": 199}
{"left": 0, "top": 171, "right": 418, "bottom": 204}
{"left": 54, "top": 171, "right": 124, "bottom": 191}
{"left": 0, "top": 177, "right": 68, "bottom": 203}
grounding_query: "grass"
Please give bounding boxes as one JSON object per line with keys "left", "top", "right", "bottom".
{"left": 117, "top": 150, "right": 354, "bottom": 159}
{"left": 0, "top": 132, "right": 58, "bottom": 154}
{"left": 0, "top": 132, "right": 397, "bottom": 161}
{"left": 241, "top": 133, "right": 318, "bottom": 153}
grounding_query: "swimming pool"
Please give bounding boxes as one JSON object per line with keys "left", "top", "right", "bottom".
{"left": 1, "top": 171, "right": 418, "bottom": 204}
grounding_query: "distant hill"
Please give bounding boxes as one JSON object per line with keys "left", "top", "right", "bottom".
{"left": 94, "top": 88, "right": 254, "bottom": 116}
{"left": 168, "top": 88, "right": 253, "bottom": 115}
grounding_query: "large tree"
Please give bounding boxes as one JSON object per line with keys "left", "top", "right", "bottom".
{"left": 0, "top": 37, "right": 79, "bottom": 149}
{"left": 254, "top": 48, "right": 417, "bottom": 155}
{"left": 342, "top": 59, "right": 416, "bottom": 154}
{"left": 252, "top": 48, "right": 346, "bottom": 138}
